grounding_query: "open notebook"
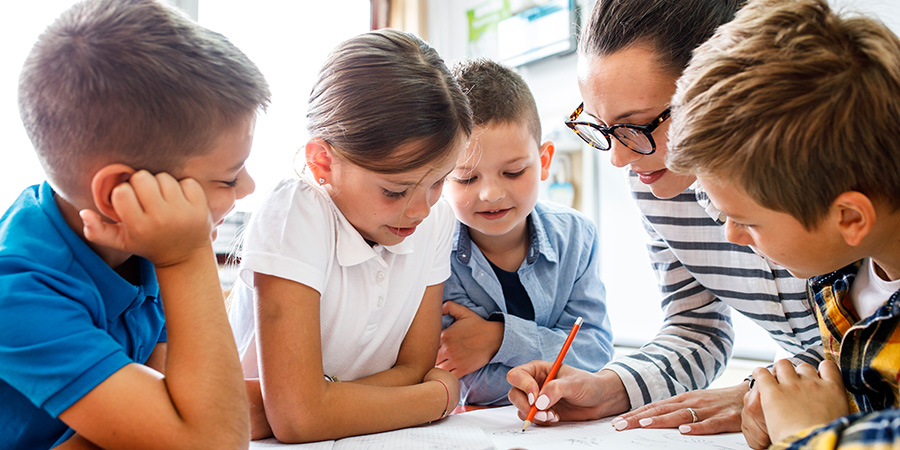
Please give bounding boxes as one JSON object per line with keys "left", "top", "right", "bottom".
{"left": 249, "top": 405, "right": 750, "bottom": 450}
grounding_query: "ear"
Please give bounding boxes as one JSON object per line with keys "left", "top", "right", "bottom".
{"left": 539, "top": 140, "right": 556, "bottom": 181}
{"left": 90, "top": 164, "right": 136, "bottom": 223}
{"left": 305, "top": 137, "right": 336, "bottom": 184}
{"left": 831, "top": 191, "right": 875, "bottom": 247}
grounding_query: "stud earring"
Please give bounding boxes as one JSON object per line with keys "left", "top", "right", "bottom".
{"left": 318, "top": 177, "right": 326, "bottom": 185}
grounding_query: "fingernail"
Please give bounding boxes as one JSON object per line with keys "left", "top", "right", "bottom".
{"left": 535, "top": 394, "right": 550, "bottom": 410}
{"left": 535, "top": 411, "right": 549, "bottom": 422}
{"left": 679, "top": 424, "right": 691, "bottom": 433}
{"left": 613, "top": 420, "right": 628, "bottom": 430}
{"left": 527, "top": 392, "right": 534, "bottom": 406}
{"left": 546, "top": 411, "right": 559, "bottom": 423}
{"left": 639, "top": 418, "right": 653, "bottom": 427}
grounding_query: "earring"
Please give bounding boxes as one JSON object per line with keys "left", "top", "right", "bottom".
{"left": 318, "top": 177, "right": 325, "bottom": 185}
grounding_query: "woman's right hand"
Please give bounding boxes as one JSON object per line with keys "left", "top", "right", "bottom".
{"left": 507, "top": 363, "right": 631, "bottom": 425}
{"left": 424, "top": 367, "right": 461, "bottom": 419}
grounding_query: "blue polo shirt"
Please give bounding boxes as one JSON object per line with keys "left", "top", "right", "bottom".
{"left": 0, "top": 182, "right": 165, "bottom": 449}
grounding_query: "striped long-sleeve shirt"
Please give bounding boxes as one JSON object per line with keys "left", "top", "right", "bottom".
{"left": 604, "top": 173, "right": 824, "bottom": 408}
{"left": 774, "top": 263, "right": 900, "bottom": 450}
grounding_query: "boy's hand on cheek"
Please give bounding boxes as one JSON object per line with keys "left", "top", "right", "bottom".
{"left": 756, "top": 360, "right": 849, "bottom": 445}
{"left": 81, "top": 170, "right": 213, "bottom": 267}
{"left": 435, "top": 301, "right": 503, "bottom": 378}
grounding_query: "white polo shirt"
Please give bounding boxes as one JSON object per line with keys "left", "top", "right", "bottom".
{"left": 228, "top": 177, "right": 454, "bottom": 381}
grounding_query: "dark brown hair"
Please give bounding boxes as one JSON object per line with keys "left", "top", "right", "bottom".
{"left": 579, "top": 0, "right": 745, "bottom": 75}
{"left": 452, "top": 58, "right": 541, "bottom": 145}
{"left": 668, "top": 0, "right": 900, "bottom": 228}
{"left": 306, "top": 29, "right": 472, "bottom": 174}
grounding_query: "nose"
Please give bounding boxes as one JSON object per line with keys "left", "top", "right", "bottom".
{"left": 236, "top": 169, "right": 256, "bottom": 200}
{"left": 478, "top": 177, "right": 503, "bottom": 203}
{"left": 608, "top": 139, "right": 642, "bottom": 168}
{"left": 405, "top": 190, "right": 432, "bottom": 222}
{"left": 723, "top": 219, "right": 753, "bottom": 246}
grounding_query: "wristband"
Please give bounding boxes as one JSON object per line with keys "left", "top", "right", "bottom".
{"left": 435, "top": 379, "right": 450, "bottom": 420}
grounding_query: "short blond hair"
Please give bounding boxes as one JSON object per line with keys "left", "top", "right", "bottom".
{"left": 668, "top": 0, "right": 900, "bottom": 229}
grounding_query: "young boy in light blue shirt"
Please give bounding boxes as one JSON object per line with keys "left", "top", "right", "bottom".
{"left": 438, "top": 59, "right": 614, "bottom": 405}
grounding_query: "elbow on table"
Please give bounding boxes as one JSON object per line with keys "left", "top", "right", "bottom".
{"left": 267, "top": 408, "right": 331, "bottom": 444}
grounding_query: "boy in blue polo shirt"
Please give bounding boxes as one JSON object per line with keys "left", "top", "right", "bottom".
{"left": 0, "top": 0, "right": 270, "bottom": 448}
{"left": 438, "top": 59, "right": 613, "bottom": 405}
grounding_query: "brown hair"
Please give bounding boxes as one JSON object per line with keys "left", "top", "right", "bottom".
{"left": 452, "top": 58, "right": 541, "bottom": 145}
{"left": 668, "top": 0, "right": 900, "bottom": 229}
{"left": 18, "top": 0, "right": 270, "bottom": 197}
{"left": 306, "top": 29, "right": 472, "bottom": 174}
{"left": 579, "top": 0, "right": 745, "bottom": 75}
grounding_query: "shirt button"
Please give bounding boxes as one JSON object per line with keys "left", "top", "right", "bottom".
{"left": 376, "top": 271, "right": 385, "bottom": 282}
{"left": 377, "top": 296, "right": 385, "bottom": 307}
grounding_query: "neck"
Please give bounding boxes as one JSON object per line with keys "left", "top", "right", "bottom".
{"left": 866, "top": 211, "right": 900, "bottom": 281}
{"left": 54, "top": 192, "right": 133, "bottom": 270}
{"left": 468, "top": 220, "right": 530, "bottom": 272}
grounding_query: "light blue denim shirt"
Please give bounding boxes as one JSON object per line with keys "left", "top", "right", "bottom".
{"left": 443, "top": 201, "right": 614, "bottom": 405}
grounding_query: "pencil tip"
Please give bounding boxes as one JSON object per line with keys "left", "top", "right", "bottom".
{"left": 522, "top": 420, "right": 531, "bottom": 431}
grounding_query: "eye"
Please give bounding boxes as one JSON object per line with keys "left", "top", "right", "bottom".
{"left": 383, "top": 188, "right": 407, "bottom": 199}
{"left": 505, "top": 169, "right": 526, "bottom": 178}
{"left": 220, "top": 178, "right": 239, "bottom": 188}
{"left": 452, "top": 176, "right": 476, "bottom": 184}
{"left": 431, "top": 178, "right": 446, "bottom": 189}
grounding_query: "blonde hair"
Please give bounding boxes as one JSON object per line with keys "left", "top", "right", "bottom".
{"left": 18, "top": 0, "right": 270, "bottom": 197}
{"left": 668, "top": 0, "right": 900, "bottom": 229}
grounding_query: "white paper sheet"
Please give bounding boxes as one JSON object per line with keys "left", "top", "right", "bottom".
{"left": 249, "top": 405, "right": 750, "bottom": 449}
{"left": 442, "top": 405, "right": 751, "bottom": 450}
{"left": 248, "top": 425, "right": 493, "bottom": 450}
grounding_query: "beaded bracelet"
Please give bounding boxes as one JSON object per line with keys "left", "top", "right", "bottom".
{"left": 435, "top": 379, "right": 450, "bottom": 421}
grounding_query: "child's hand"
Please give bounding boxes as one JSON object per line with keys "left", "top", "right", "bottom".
{"left": 80, "top": 170, "right": 213, "bottom": 267}
{"left": 741, "top": 381, "right": 770, "bottom": 449}
{"left": 755, "top": 360, "right": 848, "bottom": 445}
{"left": 435, "top": 301, "right": 503, "bottom": 378}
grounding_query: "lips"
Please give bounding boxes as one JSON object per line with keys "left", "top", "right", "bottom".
{"left": 387, "top": 225, "right": 417, "bottom": 237}
{"left": 635, "top": 168, "right": 667, "bottom": 185}
{"left": 476, "top": 208, "right": 511, "bottom": 220}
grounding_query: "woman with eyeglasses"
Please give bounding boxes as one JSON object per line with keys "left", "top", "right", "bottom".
{"left": 507, "top": 0, "right": 823, "bottom": 436}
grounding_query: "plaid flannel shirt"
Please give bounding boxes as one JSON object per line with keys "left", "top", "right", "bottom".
{"left": 774, "top": 262, "right": 900, "bottom": 450}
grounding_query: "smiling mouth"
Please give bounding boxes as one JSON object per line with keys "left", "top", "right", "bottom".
{"left": 477, "top": 208, "right": 512, "bottom": 219}
{"left": 635, "top": 169, "right": 667, "bottom": 184}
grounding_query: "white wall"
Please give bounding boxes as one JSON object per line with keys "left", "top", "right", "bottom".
{"left": 427, "top": 0, "right": 900, "bottom": 360}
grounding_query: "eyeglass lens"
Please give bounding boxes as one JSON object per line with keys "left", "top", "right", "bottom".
{"left": 572, "top": 123, "right": 653, "bottom": 154}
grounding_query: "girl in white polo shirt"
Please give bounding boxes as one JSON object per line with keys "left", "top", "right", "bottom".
{"left": 227, "top": 29, "right": 472, "bottom": 442}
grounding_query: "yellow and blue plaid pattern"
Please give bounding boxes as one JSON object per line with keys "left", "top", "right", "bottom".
{"left": 773, "top": 262, "right": 900, "bottom": 449}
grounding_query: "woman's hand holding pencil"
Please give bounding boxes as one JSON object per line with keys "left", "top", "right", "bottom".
{"left": 507, "top": 326, "right": 633, "bottom": 426}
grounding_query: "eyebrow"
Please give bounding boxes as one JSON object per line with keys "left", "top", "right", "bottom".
{"left": 588, "top": 108, "right": 654, "bottom": 125}
{"left": 227, "top": 159, "right": 248, "bottom": 173}
{"left": 454, "top": 156, "right": 530, "bottom": 172}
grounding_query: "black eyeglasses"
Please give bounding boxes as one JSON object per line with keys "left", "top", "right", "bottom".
{"left": 564, "top": 102, "right": 671, "bottom": 155}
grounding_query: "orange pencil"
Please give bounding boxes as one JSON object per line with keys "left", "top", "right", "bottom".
{"left": 522, "top": 316, "right": 583, "bottom": 431}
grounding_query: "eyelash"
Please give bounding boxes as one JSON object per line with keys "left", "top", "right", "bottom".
{"left": 383, "top": 189, "right": 407, "bottom": 199}
{"left": 221, "top": 178, "right": 239, "bottom": 187}
{"left": 454, "top": 169, "right": 525, "bottom": 184}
